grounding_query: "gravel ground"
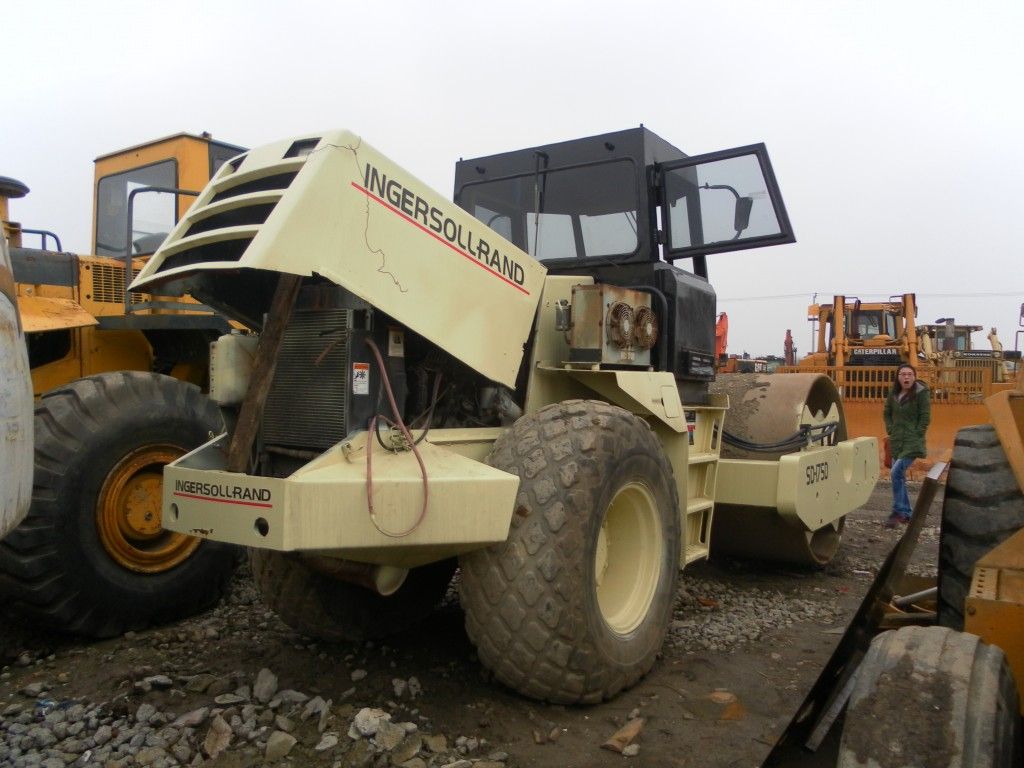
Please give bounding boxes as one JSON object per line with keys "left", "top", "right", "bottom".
{"left": 0, "top": 482, "right": 940, "bottom": 768}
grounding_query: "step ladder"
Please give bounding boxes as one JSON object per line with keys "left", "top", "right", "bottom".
{"left": 682, "top": 393, "right": 727, "bottom": 565}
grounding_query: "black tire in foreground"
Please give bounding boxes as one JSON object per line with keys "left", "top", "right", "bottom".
{"left": 459, "top": 400, "right": 680, "bottom": 704}
{"left": 938, "top": 424, "right": 1024, "bottom": 630}
{"left": 838, "top": 625, "right": 1022, "bottom": 768}
{"left": 0, "top": 372, "right": 236, "bottom": 637}
{"left": 250, "top": 551, "right": 457, "bottom": 642}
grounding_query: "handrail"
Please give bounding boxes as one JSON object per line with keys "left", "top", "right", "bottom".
{"left": 20, "top": 228, "right": 62, "bottom": 252}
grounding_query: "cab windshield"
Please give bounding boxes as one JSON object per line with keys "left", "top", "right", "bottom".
{"left": 845, "top": 309, "right": 897, "bottom": 340}
{"left": 456, "top": 159, "right": 640, "bottom": 263}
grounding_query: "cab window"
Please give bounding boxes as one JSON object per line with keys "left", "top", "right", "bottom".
{"left": 95, "top": 160, "right": 176, "bottom": 257}
{"left": 458, "top": 159, "right": 640, "bottom": 263}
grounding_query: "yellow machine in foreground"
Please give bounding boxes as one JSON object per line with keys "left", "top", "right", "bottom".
{"left": 781, "top": 293, "right": 1018, "bottom": 471}
{"left": 835, "top": 371, "right": 1024, "bottom": 766}
{"left": 0, "top": 135, "right": 243, "bottom": 637}
{"left": 132, "top": 128, "right": 878, "bottom": 703}
{"left": 765, "top": 367, "right": 1024, "bottom": 766}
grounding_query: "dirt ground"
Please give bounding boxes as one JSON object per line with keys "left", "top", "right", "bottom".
{"left": 0, "top": 481, "right": 941, "bottom": 768}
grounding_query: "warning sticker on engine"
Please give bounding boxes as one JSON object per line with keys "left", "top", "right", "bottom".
{"left": 352, "top": 362, "right": 370, "bottom": 395}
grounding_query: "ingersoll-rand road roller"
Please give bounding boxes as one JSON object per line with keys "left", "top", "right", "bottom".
{"left": 131, "top": 128, "right": 878, "bottom": 703}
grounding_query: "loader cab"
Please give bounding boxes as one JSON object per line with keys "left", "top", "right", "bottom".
{"left": 454, "top": 127, "right": 794, "bottom": 398}
{"left": 93, "top": 133, "right": 245, "bottom": 258}
{"left": 8, "top": 133, "right": 244, "bottom": 395}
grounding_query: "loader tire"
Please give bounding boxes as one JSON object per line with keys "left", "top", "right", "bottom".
{"left": 459, "top": 400, "right": 680, "bottom": 704}
{"left": 250, "top": 550, "right": 456, "bottom": 642}
{"left": 938, "top": 425, "right": 1024, "bottom": 630}
{"left": 0, "top": 372, "right": 235, "bottom": 637}
{"left": 838, "top": 626, "right": 1022, "bottom": 768}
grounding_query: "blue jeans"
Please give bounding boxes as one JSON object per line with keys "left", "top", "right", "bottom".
{"left": 890, "top": 457, "right": 914, "bottom": 520}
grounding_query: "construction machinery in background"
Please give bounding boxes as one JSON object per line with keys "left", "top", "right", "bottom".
{"left": 783, "top": 328, "right": 796, "bottom": 366}
{"left": 0, "top": 134, "right": 244, "bottom": 637}
{"left": 918, "top": 318, "right": 1019, "bottom": 385}
{"left": 130, "top": 127, "right": 878, "bottom": 704}
{"left": 780, "top": 292, "right": 1019, "bottom": 471}
{"left": 0, "top": 193, "right": 32, "bottom": 542}
{"left": 714, "top": 312, "right": 767, "bottom": 373}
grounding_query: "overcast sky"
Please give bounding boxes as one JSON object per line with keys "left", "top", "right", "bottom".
{"left": 6, "top": 0, "right": 1022, "bottom": 357}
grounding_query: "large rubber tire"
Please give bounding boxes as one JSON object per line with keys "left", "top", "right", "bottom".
{"left": 938, "top": 425, "right": 1024, "bottom": 630}
{"left": 250, "top": 551, "right": 457, "bottom": 642}
{"left": 0, "top": 372, "right": 236, "bottom": 637}
{"left": 459, "top": 400, "right": 681, "bottom": 704}
{"left": 838, "top": 626, "right": 1022, "bottom": 768}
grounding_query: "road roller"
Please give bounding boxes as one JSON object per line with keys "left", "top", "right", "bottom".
{"left": 130, "top": 126, "right": 878, "bottom": 704}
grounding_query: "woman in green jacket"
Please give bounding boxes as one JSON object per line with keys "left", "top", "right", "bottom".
{"left": 883, "top": 364, "right": 931, "bottom": 527}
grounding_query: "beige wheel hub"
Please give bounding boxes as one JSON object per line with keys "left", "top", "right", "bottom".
{"left": 595, "top": 481, "right": 663, "bottom": 634}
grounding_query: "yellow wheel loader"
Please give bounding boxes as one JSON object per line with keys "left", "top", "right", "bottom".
{"left": 763, "top": 361, "right": 1024, "bottom": 766}
{"left": 831, "top": 377, "right": 1024, "bottom": 767}
{"left": 0, "top": 134, "right": 245, "bottom": 637}
{"left": 0, "top": 194, "right": 32, "bottom": 542}
{"left": 131, "top": 128, "right": 878, "bottom": 703}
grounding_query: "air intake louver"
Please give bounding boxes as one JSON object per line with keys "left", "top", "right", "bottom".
{"left": 91, "top": 264, "right": 142, "bottom": 304}
{"left": 157, "top": 239, "right": 251, "bottom": 272}
{"left": 184, "top": 204, "right": 275, "bottom": 237}
{"left": 153, "top": 164, "right": 301, "bottom": 276}
{"left": 210, "top": 172, "right": 298, "bottom": 203}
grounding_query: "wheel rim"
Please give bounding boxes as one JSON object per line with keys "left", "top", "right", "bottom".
{"left": 96, "top": 444, "right": 199, "bottom": 573}
{"left": 594, "top": 481, "right": 663, "bottom": 635}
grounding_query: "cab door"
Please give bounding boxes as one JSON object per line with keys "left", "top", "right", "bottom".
{"left": 658, "top": 143, "right": 794, "bottom": 262}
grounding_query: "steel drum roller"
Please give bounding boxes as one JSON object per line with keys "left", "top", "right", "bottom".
{"left": 709, "top": 373, "right": 848, "bottom": 567}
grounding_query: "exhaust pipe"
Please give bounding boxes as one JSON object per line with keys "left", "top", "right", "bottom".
{"left": 302, "top": 555, "right": 408, "bottom": 596}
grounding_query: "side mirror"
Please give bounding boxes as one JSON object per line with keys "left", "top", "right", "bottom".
{"left": 734, "top": 196, "right": 754, "bottom": 234}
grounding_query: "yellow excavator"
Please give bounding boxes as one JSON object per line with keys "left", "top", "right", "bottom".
{"left": 0, "top": 134, "right": 244, "bottom": 637}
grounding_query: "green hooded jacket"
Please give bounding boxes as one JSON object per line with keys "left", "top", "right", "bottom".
{"left": 883, "top": 380, "right": 931, "bottom": 459}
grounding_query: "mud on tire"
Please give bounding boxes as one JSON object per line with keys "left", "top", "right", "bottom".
{"left": 251, "top": 551, "right": 457, "bottom": 642}
{"left": 0, "top": 372, "right": 235, "bottom": 637}
{"left": 839, "top": 626, "right": 1022, "bottom": 768}
{"left": 459, "top": 400, "right": 680, "bottom": 704}
{"left": 939, "top": 425, "right": 1024, "bottom": 630}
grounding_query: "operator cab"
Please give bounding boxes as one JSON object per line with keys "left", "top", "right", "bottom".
{"left": 844, "top": 308, "right": 899, "bottom": 341}
{"left": 454, "top": 127, "right": 792, "bottom": 272}
{"left": 454, "top": 127, "right": 794, "bottom": 399}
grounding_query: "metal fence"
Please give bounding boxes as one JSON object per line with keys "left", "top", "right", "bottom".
{"left": 775, "top": 365, "right": 995, "bottom": 404}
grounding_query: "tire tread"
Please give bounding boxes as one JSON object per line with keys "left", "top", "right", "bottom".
{"left": 0, "top": 372, "right": 234, "bottom": 637}
{"left": 459, "top": 400, "right": 680, "bottom": 704}
{"left": 938, "top": 425, "right": 1024, "bottom": 630}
